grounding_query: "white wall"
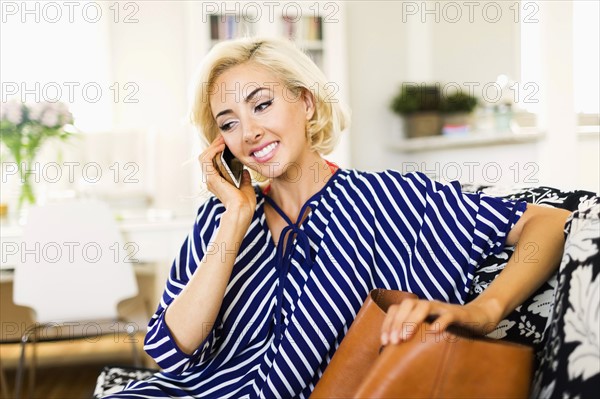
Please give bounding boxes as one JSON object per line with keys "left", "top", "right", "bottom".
{"left": 106, "top": 2, "right": 203, "bottom": 214}
{"left": 430, "top": 1, "right": 520, "bottom": 86}
{"left": 345, "top": 1, "right": 409, "bottom": 171}
{"left": 346, "top": 0, "right": 599, "bottom": 193}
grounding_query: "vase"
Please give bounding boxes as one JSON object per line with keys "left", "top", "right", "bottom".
{"left": 16, "top": 161, "right": 38, "bottom": 209}
{"left": 0, "top": 171, "right": 32, "bottom": 224}
{"left": 404, "top": 112, "right": 443, "bottom": 138}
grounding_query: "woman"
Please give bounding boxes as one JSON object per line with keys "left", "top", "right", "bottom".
{"left": 104, "top": 37, "right": 569, "bottom": 398}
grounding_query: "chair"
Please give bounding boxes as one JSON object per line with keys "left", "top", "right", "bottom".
{"left": 12, "top": 199, "right": 140, "bottom": 399}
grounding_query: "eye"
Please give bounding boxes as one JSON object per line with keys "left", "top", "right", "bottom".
{"left": 254, "top": 99, "right": 273, "bottom": 113}
{"left": 219, "top": 121, "right": 236, "bottom": 132}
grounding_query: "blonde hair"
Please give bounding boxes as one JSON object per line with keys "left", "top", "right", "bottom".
{"left": 189, "top": 37, "right": 349, "bottom": 155}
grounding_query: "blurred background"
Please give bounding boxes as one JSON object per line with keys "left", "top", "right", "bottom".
{"left": 0, "top": 1, "right": 598, "bottom": 397}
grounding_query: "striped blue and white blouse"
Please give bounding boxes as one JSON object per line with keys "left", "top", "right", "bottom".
{"left": 105, "top": 169, "right": 527, "bottom": 398}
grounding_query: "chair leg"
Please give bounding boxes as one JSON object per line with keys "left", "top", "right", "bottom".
{"left": 27, "top": 339, "right": 37, "bottom": 399}
{"left": 129, "top": 331, "right": 141, "bottom": 367}
{"left": 14, "top": 325, "right": 40, "bottom": 399}
{"left": 1, "top": 362, "right": 11, "bottom": 399}
{"left": 14, "top": 333, "right": 29, "bottom": 399}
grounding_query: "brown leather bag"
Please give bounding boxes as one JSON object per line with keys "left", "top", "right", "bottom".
{"left": 311, "top": 289, "right": 534, "bottom": 399}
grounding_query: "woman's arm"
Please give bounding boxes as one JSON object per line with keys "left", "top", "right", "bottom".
{"left": 164, "top": 136, "right": 257, "bottom": 355}
{"left": 164, "top": 207, "right": 251, "bottom": 354}
{"left": 381, "top": 204, "right": 571, "bottom": 344}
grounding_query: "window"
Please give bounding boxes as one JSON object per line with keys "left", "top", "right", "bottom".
{"left": 573, "top": 0, "right": 599, "bottom": 123}
{"left": 520, "top": 0, "right": 599, "bottom": 124}
{"left": 0, "top": 1, "right": 112, "bottom": 132}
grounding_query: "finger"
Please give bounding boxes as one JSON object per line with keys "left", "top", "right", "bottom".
{"left": 240, "top": 169, "right": 251, "bottom": 186}
{"left": 432, "top": 312, "right": 455, "bottom": 333}
{"left": 381, "top": 300, "right": 415, "bottom": 345}
{"left": 381, "top": 299, "right": 413, "bottom": 345}
{"left": 203, "top": 135, "right": 225, "bottom": 154}
{"left": 240, "top": 170, "right": 256, "bottom": 198}
{"left": 381, "top": 304, "right": 399, "bottom": 345}
{"left": 199, "top": 142, "right": 225, "bottom": 163}
{"left": 394, "top": 300, "right": 431, "bottom": 343}
{"left": 199, "top": 144, "right": 226, "bottom": 185}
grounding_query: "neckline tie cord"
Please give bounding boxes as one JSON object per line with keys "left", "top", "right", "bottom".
{"left": 261, "top": 161, "right": 340, "bottom": 345}
{"left": 263, "top": 195, "right": 313, "bottom": 346}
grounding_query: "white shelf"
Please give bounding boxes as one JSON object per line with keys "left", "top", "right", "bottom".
{"left": 577, "top": 126, "right": 600, "bottom": 138}
{"left": 389, "top": 129, "right": 545, "bottom": 153}
{"left": 295, "top": 40, "right": 324, "bottom": 51}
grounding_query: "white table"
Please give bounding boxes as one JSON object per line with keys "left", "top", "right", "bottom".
{"left": 0, "top": 211, "right": 194, "bottom": 329}
{"left": 1, "top": 212, "right": 193, "bottom": 271}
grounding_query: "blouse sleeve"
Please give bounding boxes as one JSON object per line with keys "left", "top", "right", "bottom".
{"left": 143, "top": 197, "right": 224, "bottom": 375}
{"left": 375, "top": 171, "right": 527, "bottom": 304}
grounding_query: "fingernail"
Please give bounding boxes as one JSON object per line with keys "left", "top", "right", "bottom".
{"left": 390, "top": 331, "right": 399, "bottom": 344}
{"left": 381, "top": 333, "right": 388, "bottom": 345}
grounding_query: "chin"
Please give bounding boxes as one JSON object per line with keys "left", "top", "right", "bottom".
{"left": 244, "top": 161, "right": 280, "bottom": 181}
{"left": 245, "top": 156, "right": 285, "bottom": 177}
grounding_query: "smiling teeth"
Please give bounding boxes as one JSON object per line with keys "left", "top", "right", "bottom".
{"left": 254, "top": 142, "right": 278, "bottom": 158}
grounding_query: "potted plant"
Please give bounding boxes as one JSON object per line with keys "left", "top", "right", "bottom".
{"left": 390, "top": 84, "right": 442, "bottom": 138}
{"left": 0, "top": 100, "right": 73, "bottom": 208}
{"left": 440, "top": 91, "right": 478, "bottom": 135}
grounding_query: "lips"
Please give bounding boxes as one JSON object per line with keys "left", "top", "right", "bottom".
{"left": 251, "top": 141, "right": 279, "bottom": 162}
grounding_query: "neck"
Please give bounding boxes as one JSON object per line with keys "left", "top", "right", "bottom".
{"left": 267, "top": 151, "right": 334, "bottom": 219}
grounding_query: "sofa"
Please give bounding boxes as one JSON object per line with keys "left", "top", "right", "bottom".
{"left": 94, "top": 185, "right": 600, "bottom": 398}
{"left": 462, "top": 184, "right": 600, "bottom": 398}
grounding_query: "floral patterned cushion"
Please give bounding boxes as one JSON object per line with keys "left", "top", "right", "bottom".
{"left": 530, "top": 203, "right": 600, "bottom": 398}
{"left": 461, "top": 185, "right": 599, "bottom": 349}
{"left": 93, "top": 365, "right": 158, "bottom": 398}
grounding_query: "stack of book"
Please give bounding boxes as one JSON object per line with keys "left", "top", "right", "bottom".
{"left": 282, "top": 16, "right": 323, "bottom": 42}
{"left": 210, "top": 14, "right": 253, "bottom": 41}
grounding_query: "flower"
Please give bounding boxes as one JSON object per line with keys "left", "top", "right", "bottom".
{"left": 0, "top": 100, "right": 73, "bottom": 207}
{"left": 25, "top": 101, "right": 74, "bottom": 128}
{"left": 564, "top": 264, "right": 600, "bottom": 380}
{"left": 0, "top": 99, "right": 24, "bottom": 125}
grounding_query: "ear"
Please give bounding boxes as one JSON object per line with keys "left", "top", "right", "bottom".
{"left": 301, "top": 89, "right": 316, "bottom": 121}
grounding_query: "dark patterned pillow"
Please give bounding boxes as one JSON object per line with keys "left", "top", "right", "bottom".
{"left": 93, "top": 365, "right": 157, "bottom": 398}
{"left": 461, "top": 185, "right": 599, "bottom": 350}
{"left": 530, "top": 203, "right": 600, "bottom": 398}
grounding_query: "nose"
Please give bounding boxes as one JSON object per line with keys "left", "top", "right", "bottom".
{"left": 243, "top": 120, "right": 264, "bottom": 143}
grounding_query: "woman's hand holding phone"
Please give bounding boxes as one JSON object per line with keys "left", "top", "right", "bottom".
{"left": 199, "top": 136, "right": 256, "bottom": 223}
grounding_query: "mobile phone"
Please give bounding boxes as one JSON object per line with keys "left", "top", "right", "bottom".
{"left": 214, "top": 146, "right": 244, "bottom": 188}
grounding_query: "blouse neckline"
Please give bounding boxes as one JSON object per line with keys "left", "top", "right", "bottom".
{"left": 255, "top": 164, "right": 342, "bottom": 345}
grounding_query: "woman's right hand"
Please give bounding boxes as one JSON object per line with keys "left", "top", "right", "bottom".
{"left": 199, "top": 135, "right": 257, "bottom": 223}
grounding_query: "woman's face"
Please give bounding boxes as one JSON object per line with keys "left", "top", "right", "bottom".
{"left": 209, "top": 62, "right": 315, "bottom": 179}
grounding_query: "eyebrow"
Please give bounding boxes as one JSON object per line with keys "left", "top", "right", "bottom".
{"left": 214, "top": 87, "right": 269, "bottom": 119}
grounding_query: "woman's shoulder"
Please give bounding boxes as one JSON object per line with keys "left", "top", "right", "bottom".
{"left": 338, "top": 168, "right": 430, "bottom": 189}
